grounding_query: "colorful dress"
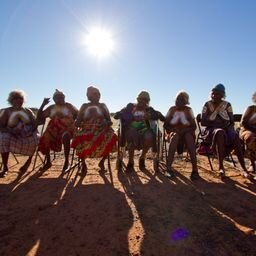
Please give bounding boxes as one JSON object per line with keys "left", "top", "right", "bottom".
{"left": 71, "top": 104, "right": 117, "bottom": 158}
{"left": 124, "top": 105, "right": 161, "bottom": 150}
{"left": 38, "top": 104, "right": 76, "bottom": 154}
{"left": 201, "top": 100, "right": 237, "bottom": 153}
{"left": 0, "top": 108, "right": 39, "bottom": 156}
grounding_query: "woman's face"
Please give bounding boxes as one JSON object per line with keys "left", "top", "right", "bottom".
{"left": 137, "top": 98, "right": 148, "bottom": 108}
{"left": 175, "top": 96, "right": 186, "bottom": 108}
{"left": 11, "top": 95, "right": 24, "bottom": 108}
{"left": 211, "top": 90, "right": 223, "bottom": 103}
{"left": 53, "top": 95, "right": 65, "bottom": 105}
{"left": 87, "top": 92, "right": 100, "bottom": 103}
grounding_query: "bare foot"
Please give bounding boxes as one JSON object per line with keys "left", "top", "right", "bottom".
{"left": 0, "top": 166, "right": 8, "bottom": 177}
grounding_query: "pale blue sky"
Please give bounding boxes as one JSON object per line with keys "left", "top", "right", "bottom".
{"left": 0, "top": 0, "right": 256, "bottom": 116}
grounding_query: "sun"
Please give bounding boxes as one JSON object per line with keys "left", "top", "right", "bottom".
{"left": 84, "top": 27, "right": 115, "bottom": 59}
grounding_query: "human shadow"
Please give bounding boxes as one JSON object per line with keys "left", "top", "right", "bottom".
{"left": 0, "top": 170, "right": 133, "bottom": 255}
{"left": 193, "top": 175, "right": 256, "bottom": 238}
{"left": 118, "top": 166, "right": 256, "bottom": 255}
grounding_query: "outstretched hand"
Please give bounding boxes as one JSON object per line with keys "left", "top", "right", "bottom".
{"left": 42, "top": 97, "right": 50, "bottom": 106}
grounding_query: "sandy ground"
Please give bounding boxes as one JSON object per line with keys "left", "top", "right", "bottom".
{"left": 0, "top": 151, "right": 256, "bottom": 256}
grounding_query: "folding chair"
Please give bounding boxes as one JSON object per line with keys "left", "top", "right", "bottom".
{"left": 0, "top": 108, "right": 19, "bottom": 170}
{"left": 0, "top": 152, "right": 19, "bottom": 170}
{"left": 32, "top": 119, "right": 76, "bottom": 173}
{"left": 65, "top": 123, "right": 115, "bottom": 180}
{"left": 116, "top": 119, "right": 126, "bottom": 171}
{"left": 115, "top": 118, "right": 163, "bottom": 172}
{"left": 196, "top": 113, "right": 240, "bottom": 171}
{"left": 31, "top": 122, "right": 47, "bottom": 171}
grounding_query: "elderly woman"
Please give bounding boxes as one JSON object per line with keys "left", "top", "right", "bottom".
{"left": 239, "top": 92, "right": 256, "bottom": 174}
{"left": 37, "top": 89, "right": 78, "bottom": 172}
{"left": 0, "top": 90, "right": 39, "bottom": 177}
{"left": 116, "top": 91, "right": 165, "bottom": 172}
{"left": 201, "top": 84, "right": 249, "bottom": 177}
{"left": 164, "top": 91, "right": 199, "bottom": 179}
{"left": 71, "top": 86, "right": 117, "bottom": 174}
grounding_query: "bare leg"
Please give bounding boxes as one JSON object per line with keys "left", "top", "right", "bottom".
{"left": 1, "top": 152, "right": 9, "bottom": 176}
{"left": 139, "top": 131, "right": 153, "bottom": 170}
{"left": 184, "top": 133, "right": 198, "bottom": 171}
{"left": 127, "top": 147, "right": 135, "bottom": 172}
{"left": 167, "top": 133, "right": 179, "bottom": 171}
{"left": 233, "top": 136, "right": 249, "bottom": 176}
{"left": 184, "top": 133, "right": 199, "bottom": 179}
{"left": 42, "top": 151, "right": 52, "bottom": 170}
{"left": 215, "top": 131, "right": 225, "bottom": 175}
{"left": 250, "top": 158, "right": 256, "bottom": 173}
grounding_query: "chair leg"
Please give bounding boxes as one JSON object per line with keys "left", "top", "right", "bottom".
{"left": 12, "top": 153, "right": 19, "bottom": 164}
{"left": 31, "top": 149, "right": 45, "bottom": 171}
{"left": 207, "top": 154, "right": 214, "bottom": 171}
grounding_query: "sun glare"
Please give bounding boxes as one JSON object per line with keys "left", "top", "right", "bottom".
{"left": 84, "top": 27, "right": 115, "bottom": 59}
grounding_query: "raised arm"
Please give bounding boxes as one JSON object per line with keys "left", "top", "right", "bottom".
{"left": 36, "top": 98, "right": 51, "bottom": 124}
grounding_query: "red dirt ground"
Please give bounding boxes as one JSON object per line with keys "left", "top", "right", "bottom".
{"left": 0, "top": 152, "right": 256, "bottom": 256}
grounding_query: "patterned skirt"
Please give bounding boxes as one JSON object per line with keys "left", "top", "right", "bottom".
{"left": 38, "top": 118, "right": 75, "bottom": 154}
{"left": 71, "top": 120, "right": 117, "bottom": 158}
{"left": 0, "top": 131, "right": 39, "bottom": 156}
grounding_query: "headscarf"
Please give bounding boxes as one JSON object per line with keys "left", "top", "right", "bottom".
{"left": 86, "top": 86, "right": 100, "bottom": 98}
{"left": 137, "top": 91, "right": 150, "bottom": 103}
{"left": 175, "top": 91, "right": 190, "bottom": 105}
{"left": 212, "top": 83, "right": 226, "bottom": 98}
{"left": 53, "top": 89, "right": 65, "bottom": 99}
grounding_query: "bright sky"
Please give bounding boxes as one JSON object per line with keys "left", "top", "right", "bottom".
{"left": 0, "top": 0, "right": 256, "bottom": 116}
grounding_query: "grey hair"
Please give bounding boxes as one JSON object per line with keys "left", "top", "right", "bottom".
{"left": 175, "top": 90, "right": 190, "bottom": 105}
{"left": 7, "top": 90, "right": 26, "bottom": 105}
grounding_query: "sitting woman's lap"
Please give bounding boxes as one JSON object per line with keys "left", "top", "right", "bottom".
{"left": 126, "top": 127, "right": 154, "bottom": 150}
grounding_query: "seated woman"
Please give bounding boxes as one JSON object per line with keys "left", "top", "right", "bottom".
{"left": 164, "top": 91, "right": 199, "bottom": 179}
{"left": 0, "top": 90, "right": 39, "bottom": 177}
{"left": 201, "top": 84, "right": 249, "bottom": 177}
{"left": 37, "top": 89, "right": 78, "bottom": 172}
{"left": 239, "top": 92, "right": 256, "bottom": 174}
{"left": 115, "top": 91, "right": 165, "bottom": 172}
{"left": 71, "top": 86, "right": 117, "bottom": 174}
